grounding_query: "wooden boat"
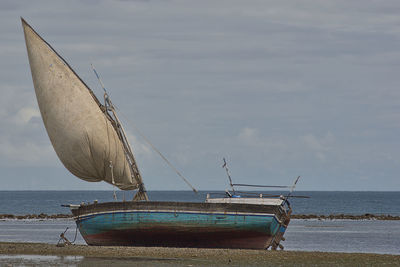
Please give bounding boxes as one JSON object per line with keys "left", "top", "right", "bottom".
{"left": 22, "top": 18, "right": 295, "bottom": 249}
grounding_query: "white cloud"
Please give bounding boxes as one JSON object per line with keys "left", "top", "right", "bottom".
{"left": 125, "top": 130, "right": 152, "bottom": 159}
{"left": 12, "top": 107, "right": 40, "bottom": 125}
{"left": 0, "top": 138, "right": 55, "bottom": 166}
{"left": 237, "top": 127, "right": 260, "bottom": 145}
{"left": 301, "top": 132, "right": 335, "bottom": 162}
{"left": 302, "top": 132, "right": 334, "bottom": 152}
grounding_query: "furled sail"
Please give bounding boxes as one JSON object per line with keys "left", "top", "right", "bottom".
{"left": 21, "top": 18, "right": 146, "bottom": 195}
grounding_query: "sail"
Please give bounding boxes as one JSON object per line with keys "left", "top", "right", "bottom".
{"left": 21, "top": 18, "right": 143, "bottom": 191}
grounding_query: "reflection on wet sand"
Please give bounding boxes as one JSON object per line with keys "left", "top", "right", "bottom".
{"left": 0, "top": 255, "right": 205, "bottom": 267}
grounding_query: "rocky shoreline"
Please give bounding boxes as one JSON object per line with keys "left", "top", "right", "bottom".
{"left": 290, "top": 213, "right": 400, "bottom": 220}
{"left": 1, "top": 213, "right": 399, "bottom": 220}
{"left": 0, "top": 213, "right": 71, "bottom": 220}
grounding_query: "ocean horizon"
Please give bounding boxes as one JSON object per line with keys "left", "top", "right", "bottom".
{"left": 1, "top": 190, "right": 399, "bottom": 216}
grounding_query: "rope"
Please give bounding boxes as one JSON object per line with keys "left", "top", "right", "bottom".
{"left": 90, "top": 64, "right": 197, "bottom": 193}
{"left": 117, "top": 108, "right": 198, "bottom": 193}
{"left": 71, "top": 224, "right": 78, "bottom": 243}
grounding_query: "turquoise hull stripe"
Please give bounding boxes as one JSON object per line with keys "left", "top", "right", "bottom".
{"left": 77, "top": 211, "right": 281, "bottom": 236}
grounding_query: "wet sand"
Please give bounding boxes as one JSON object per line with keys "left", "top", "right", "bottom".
{"left": 1, "top": 242, "right": 399, "bottom": 266}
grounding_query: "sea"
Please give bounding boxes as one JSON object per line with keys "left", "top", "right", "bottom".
{"left": 0, "top": 191, "right": 399, "bottom": 256}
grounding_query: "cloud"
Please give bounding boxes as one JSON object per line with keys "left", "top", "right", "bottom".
{"left": 0, "top": 85, "right": 55, "bottom": 167}
{"left": 12, "top": 107, "right": 40, "bottom": 125}
{"left": 124, "top": 130, "right": 152, "bottom": 159}
{"left": 302, "top": 132, "right": 335, "bottom": 154}
{"left": 237, "top": 127, "right": 260, "bottom": 146}
{"left": 0, "top": 139, "right": 55, "bottom": 166}
{"left": 1, "top": 0, "right": 400, "bottom": 189}
{"left": 236, "top": 128, "right": 337, "bottom": 164}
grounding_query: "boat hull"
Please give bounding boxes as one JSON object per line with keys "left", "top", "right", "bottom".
{"left": 72, "top": 201, "right": 288, "bottom": 249}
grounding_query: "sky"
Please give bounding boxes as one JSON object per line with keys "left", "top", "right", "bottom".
{"left": 1, "top": 0, "right": 400, "bottom": 191}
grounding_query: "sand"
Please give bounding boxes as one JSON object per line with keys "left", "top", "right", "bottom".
{"left": 1, "top": 242, "right": 399, "bottom": 266}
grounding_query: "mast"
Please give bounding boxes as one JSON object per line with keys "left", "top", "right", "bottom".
{"left": 103, "top": 93, "right": 148, "bottom": 200}
{"left": 92, "top": 64, "right": 148, "bottom": 201}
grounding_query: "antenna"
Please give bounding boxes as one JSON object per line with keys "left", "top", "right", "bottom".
{"left": 284, "top": 176, "right": 301, "bottom": 202}
{"left": 289, "top": 176, "right": 300, "bottom": 195}
{"left": 222, "top": 158, "right": 235, "bottom": 193}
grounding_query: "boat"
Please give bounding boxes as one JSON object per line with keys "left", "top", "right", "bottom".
{"left": 22, "top": 18, "right": 297, "bottom": 250}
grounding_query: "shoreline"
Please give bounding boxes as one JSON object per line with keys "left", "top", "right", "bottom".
{"left": 0, "top": 242, "right": 399, "bottom": 266}
{"left": 1, "top": 213, "right": 399, "bottom": 220}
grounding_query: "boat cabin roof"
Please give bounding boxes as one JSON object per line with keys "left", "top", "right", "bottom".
{"left": 205, "top": 197, "right": 284, "bottom": 206}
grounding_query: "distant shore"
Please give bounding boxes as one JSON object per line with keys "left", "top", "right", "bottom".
{"left": 0, "top": 242, "right": 399, "bottom": 266}
{"left": 1, "top": 213, "right": 399, "bottom": 220}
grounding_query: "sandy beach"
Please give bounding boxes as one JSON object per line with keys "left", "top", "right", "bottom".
{"left": 1, "top": 242, "right": 399, "bottom": 266}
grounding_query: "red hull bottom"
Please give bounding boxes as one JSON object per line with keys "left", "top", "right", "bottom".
{"left": 84, "top": 229, "right": 273, "bottom": 249}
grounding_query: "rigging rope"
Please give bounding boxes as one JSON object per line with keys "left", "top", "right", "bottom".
{"left": 90, "top": 64, "right": 197, "bottom": 193}
{"left": 117, "top": 109, "right": 198, "bottom": 193}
